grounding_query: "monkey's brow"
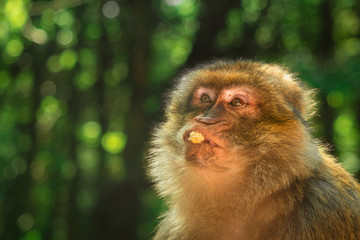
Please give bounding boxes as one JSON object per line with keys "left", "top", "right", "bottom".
{"left": 193, "top": 82, "right": 253, "bottom": 92}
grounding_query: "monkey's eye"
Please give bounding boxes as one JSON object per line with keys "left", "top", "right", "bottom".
{"left": 200, "top": 94, "right": 212, "bottom": 103}
{"left": 230, "top": 98, "right": 246, "bottom": 107}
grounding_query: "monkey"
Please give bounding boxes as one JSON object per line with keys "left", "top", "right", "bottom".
{"left": 147, "top": 59, "right": 360, "bottom": 240}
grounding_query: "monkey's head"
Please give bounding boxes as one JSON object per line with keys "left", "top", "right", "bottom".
{"left": 150, "top": 60, "right": 317, "bottom": 199}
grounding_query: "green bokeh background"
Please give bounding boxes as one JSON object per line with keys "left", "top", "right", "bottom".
{"left": 0, "top": 0, "right": 360, "bottom": 239}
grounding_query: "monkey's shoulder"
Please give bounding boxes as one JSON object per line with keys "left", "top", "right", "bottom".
{"left": 287, "top": 169, "right": 360, "bottom": 239}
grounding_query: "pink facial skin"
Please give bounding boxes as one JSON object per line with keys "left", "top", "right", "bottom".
{"left": 192, "top": 87, "right": 217, "bottom": 105}
{"left": 184, "top": 86, "right": 260, "bottom": 167}
{"left": 191, "top": 86, "right": 258, "bottom": 117}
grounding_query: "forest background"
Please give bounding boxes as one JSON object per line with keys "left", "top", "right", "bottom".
{"left": 1, "top": 0, "right": 360, "bottom": 239}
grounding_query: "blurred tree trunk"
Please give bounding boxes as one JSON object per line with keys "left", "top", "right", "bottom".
{"left": 317, "top": 0, "right": 336, "bottom": 153}
{"left": 317, "top": 0, "right": 334, "bottom": 60}
{"left": 2, "top": 44, "right": 44, "bottom": 239}
{"left": 318, "top": 93, "right": 336, "bottom": 154}
{"left": 186, "top": 0, "right": 240, "bottom": 66}
{"left": 121, "top": 0, "right": 153, "bottom": 239}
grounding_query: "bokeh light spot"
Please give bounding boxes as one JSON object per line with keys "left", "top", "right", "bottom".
{"left": 74, "top": 70, "right": 97, "bottom": 90}
{"left": 40, "top": 81, "right": 57, "bottom": 96}
{"left": 104, "top": 63, "right": 128, "bottom": 86}
{"left": 46, "top": 55, "right": 62, "bottom": 73}
{"left": 59, "top": 49, "right": 77, "bottom": 70}
{"left": 30, "top": 162, "right": 47, "bottom": 181}
{"left": 5, "top": 38, "right": 24, "bottom": 57}
{"left": 85, "top": 23, "right": 102, "bottom": 40}
{"left": 4, "top": 0, "right": 28, "bottom": 29}
{"left": 41, "top": 96, "right": 60, "bottom": 115}
{"left": 0, "top": 22, "right": 9, "bottom": 42}
{"left": 41, "top": 9, "right": 56, "bottom": 27}
{"left": 77, "top": 146, "right": 100, "bottom": 173}
{"left": 101, "top": 131, "right": 127, "bottom": 154}
{"left": 341, "top": 153, "right": 360, "bottom": 173}
{"left": 56, "top": 29, "right": 74, "bottom": 47}
{"left": 334, "top": 114, "right": 353, "bottom": 135}
{"left": 102, "top": 1, "right": 120, "bottom": 18}
{"left": 165, "top": 0, "right": 183, "bottom": 6}
{"left": 79, "top": 48, "right": 97, "bottom": 67}
{"left": 327, "top": 91, "right": 344, "bottom": 108}
{"left": 80, "top": 121, "right": 102, "bottom": 144}
{"left": 255, "top": 27, "right": 273, "bottom": 48}
{"left": 344, "top": 38, "right": 360, "bottom": 56}
{"left": 56, "top": 10, "right": 74, "bottom": 27}
{"left": 30, "top": 27, "right": 48, "bottom": 44}
{"left": 17, "top": 213, "right": 35, "bottom": 231}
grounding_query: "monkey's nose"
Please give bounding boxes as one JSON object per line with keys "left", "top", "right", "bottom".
{"left": 195, "top": 116, "right": 222, "bottom": 125}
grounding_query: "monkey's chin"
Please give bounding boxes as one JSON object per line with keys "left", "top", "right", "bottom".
{"left": 183, "top": 129, "right": 222, "bottom": 167}
{"left": 185, "top": 144, "right": 216, "bottom": 166}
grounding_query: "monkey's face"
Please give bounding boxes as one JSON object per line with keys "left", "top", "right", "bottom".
{"left": 180, "top": 85, "right": 259, "bottom": 169}
{"left": 167, "top": 63, "right": 306, "bottom": 174}
{"left": 151, "top": 60, "right": 313, "bottom": 200}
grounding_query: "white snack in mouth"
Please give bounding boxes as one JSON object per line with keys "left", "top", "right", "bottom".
{"left": 188, "top": 131, "right": 204, "bottom": 144}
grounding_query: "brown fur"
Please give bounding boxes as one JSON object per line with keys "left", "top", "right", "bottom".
{"left": 147, "top": 60, "right": 360, "bottom": 240}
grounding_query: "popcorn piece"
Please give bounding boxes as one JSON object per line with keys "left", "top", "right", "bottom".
{"left": 188, "top": 131, "right": 205, "bottom": 144}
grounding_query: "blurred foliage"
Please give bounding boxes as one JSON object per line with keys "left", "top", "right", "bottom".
{"left": 0, "top": 0, "right": 359, "bottom": 239}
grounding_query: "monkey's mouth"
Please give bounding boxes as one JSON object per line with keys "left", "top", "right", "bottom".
{"left": 183, "top": 129, "right": 220, "bottom": 148}
{"left": 182, "top": 128, "right": 226, "bottom": 167}
{"left": 201, "top": 139, "right": 219, "bottom": 147}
